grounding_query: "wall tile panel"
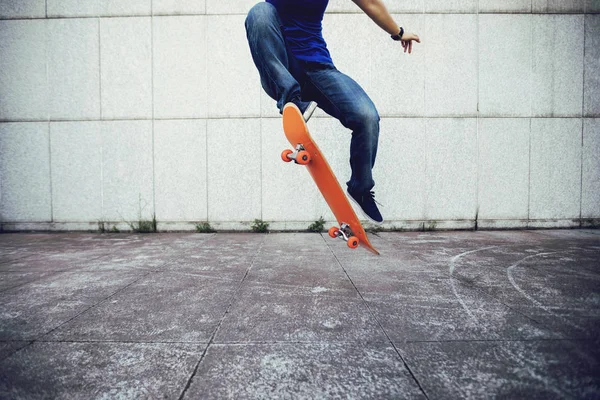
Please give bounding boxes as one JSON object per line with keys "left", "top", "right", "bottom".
{"left": 50, "top": 122, "right": 102, "bottom": 221}
{"left": 154, "top": 120, "right": 207, "bottom": 222}
{"left": 152, "top": 0, "right": 205, "bottom": 15}
{"left": 0, "top": 20, "right": 48, "bottom": 121}
{"left": 532, "top": 15, "right": 584, "bottom": 117}
{"left": 47, "top": 0, "right": 151, "bottom": 18}
{"left": 101, "top": 121, "right": 154, "bottom": 222}
{"left": 206, "top": 0, "right": 256, "bottom": 15}
{"left": 584, "top": 15, "right": 600, "bottom": 116}
{"left": 582, "top": 118, "right": 600, "bottom": 218}
{"left": 424, "top": 14, "right": 478, "bottom": 117}
{"left": 0, "top": 0, "right": 45, "bottom": 19}
{"left": 207, "top": 15, "right": 260, "bottom": 118}
{"left": 479, "top": 0, "right": 531, "bottom": 12}
{"left": 0, "top": 123, "right": 51, "bottom": 222}
{"left": 207, "top": 119, "right": 261, "bottom": 222}
{"left": 101, "top": 17, "right": 152, "bottom": 119}
{"left": 479, "top": 15, "right": 532, "bottom": 117}
{"left": 370, "top": 14, "right": 425, "bottom": 117}
{"left": 425, "top": 0, "right": 477, "bottom": 13}
{"left": 153, "top": 16, "right": 207, "bottom": 119}
{"left": 376, "top": 118, "right": 427, "bottom": 221}
{"left": 48, "top": 18, "right": 100, "bottom": 120}
{"left": 478, "top": 118, "right": 530, "bottom": 220}
{"left": 425, "top": 118, "right": 478, "bottom": 220}
{"left": 530, "top": 118, "right": 582, "bottom": 220}
{"left": 533, "top": 0, "right": 585, "bottom": 13}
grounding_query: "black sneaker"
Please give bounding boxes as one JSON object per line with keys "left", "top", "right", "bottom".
{"left": 347, "top": 188, "right": 384, "bottom": 224}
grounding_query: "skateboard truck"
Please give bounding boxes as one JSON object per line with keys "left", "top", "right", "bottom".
{"left": 328, "top": 223, "right": 360, "bottom": 249}
{"left": 281, "top": 144, "right": 311, "bottom": 165}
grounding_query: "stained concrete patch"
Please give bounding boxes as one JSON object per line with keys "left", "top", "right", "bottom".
{"left": 0, "top": 342, "right": 204, "bottom": 399}
{"left": 186, "top": 343, "right": 425, "bottom": 399}
{"left": 0, "top": 271, "right": 59, "bottom": 293}
{"left": 0, "top": 341, "right": 30, "bottom": 362}
{"left": 48, "top": 272, "right": 239, "bottom": 342}
{"left": 400, "top": 339, "right": 600, "bottom": 399}
{"left": 161, "top": 233, "right": 263, "bottom": 280}
{"left": 215, "top": 283, "right": 384, "bottom": 344}
{"left": 246, "top": 248, "right": 358, "bottom": 294}
{"left": 366, "top": 290, "right": 555, "bottom": 343}
{"left": 0, "top": 270, "right": 144, "bottom": 340}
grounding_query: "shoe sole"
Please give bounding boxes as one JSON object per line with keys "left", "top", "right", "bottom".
{"left": 347, "top": 192, "right": 384, "bottom": 225}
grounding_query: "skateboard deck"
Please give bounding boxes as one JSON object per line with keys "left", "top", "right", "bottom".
{"left": 281, "top": 103, "right": 380, "bottom": 255}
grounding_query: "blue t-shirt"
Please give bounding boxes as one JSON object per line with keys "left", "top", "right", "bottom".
{"left": 266, "top": 0, "right": 332, "bottom": 64}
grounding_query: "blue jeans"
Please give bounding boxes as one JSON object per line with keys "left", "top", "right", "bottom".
{"left": 245, "top": 2, "right": 380, "bottom": 193}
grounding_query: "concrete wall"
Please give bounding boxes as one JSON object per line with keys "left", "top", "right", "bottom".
{"left": 0, "top": 0, "right": 599, "bottom": 232}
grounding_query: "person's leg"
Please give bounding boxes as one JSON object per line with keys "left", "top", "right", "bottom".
{"left": 304, "top": 64, "right": 380, "bottom": 192}
{"left": 245, "top": 2, "right": 309, "bottom": 114}
{"left": 302, "top": 63, "right": 383, "bottom": 222}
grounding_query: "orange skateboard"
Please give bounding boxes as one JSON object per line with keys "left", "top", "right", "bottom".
{"left": 280, "top": 103, "right": 380, "bottom": 255}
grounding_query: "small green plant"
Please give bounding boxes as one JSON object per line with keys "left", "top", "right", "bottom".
{"left": 129, "top": 215, "right": 156, "bottom": 233}
{"left": 124, "top": 195, "right": 157, "bottom": 233}
{"left": 251, "top": 219, "right": 270, "bottom": 233}
{"left": 424, "top": 221, "right": 438, "bottom": 231}
{"left": 308, "top": 216, "right": 325, "bottom": 232}
{"left": 196, "top": 222, "right": 216, "bottom": 233}
{"left": 99, "top": 220, "right": 120, "bottom": 233}
{"left": 366, "top": 225, "right": 385, "bottom": 234}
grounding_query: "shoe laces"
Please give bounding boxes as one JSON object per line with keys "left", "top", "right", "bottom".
{"left": 367, "top": 191, "right": 383, "bottom": 207}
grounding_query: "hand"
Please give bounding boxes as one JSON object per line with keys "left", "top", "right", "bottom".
{"left": 400, "top": 32, "right": 420, "bottom": 54}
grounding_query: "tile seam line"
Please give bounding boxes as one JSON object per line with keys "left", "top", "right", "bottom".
{"left": 405, "top": 337, "right": 595, "bottom": 344}
{"left": 322, "top": 234, "right": 430, "bottom": 400}
{"left": 1, "top": 116, "right": 590, "bottom": 124}
{"left": 177, "top": 236, "right": 266, "bottom": 400}
{"left": 4, "top": 11, "right": 595, "bottom": 21}
{"left": 580, "top": 15, "right": 586, "bottom": 224}
{"left": 2, "top": 269, "right": 155, "bottom": 359}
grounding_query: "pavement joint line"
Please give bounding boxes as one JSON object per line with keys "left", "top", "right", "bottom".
{"left": 403, "top": 337, "right": 600, "bottom": 344}
{"left": 235, "top": 281, "right": 361, "bottom": 299}
{"left": 0, "top": 271, "right": 66, "bottom": 295}
{"left": 322, "top": 234, "right": 430, "bottom": 400}
{"left": 30, "top": 270, "right": 156, "bottom": 343}
{"left": 0, "top": 340, "right": 36, "bottom": 363}
{"left": 177, "top": 236, "right": 267, "bottom": 400}
{"left": 0, "top": 254, "right": 38, "bottom": 265}
{"left": 0, "top": 252, "right": 114, "bottom": 294}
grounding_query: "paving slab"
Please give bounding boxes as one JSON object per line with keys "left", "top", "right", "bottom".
{"left": 0, "top": 342, "right": 205, "bottom": 399}
{"left": 47, "top": 272, "right": 239, "bottom": 343}
{"left": 0, "top": 270, "right": 145, "bottom": 340}
{"left": 186, "top": 343, "right": 425, "bottom": 399}
{"left": 400, "top": 339, "right": 600, "bottom": 399}
{"left": 0, "top": 230, "right": 598, "bottom": 399}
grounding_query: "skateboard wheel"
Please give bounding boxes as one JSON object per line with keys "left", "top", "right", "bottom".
{"left": 296, "top": 150, "right": 311, "bottom": 165}
{"left": 328, "top": 227, "right": 339, "bottom": 238}
{"left": 347, "top": 236, "right": 359, "bottom": 249}
{"left": 281, "top": 149, "right": 293, "bottom": 162}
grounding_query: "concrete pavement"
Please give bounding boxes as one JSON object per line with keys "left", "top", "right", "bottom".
{"left": 0, "top": 229, "right": 599, "bottom": 399}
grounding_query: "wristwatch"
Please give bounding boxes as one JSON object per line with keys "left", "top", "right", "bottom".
{"left": 391, "top": 27, "right": 404, "bottom": 41}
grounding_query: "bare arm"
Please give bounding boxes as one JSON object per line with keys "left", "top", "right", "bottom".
{"left": 351, "top": 0, "right": 420, "bottom": 53}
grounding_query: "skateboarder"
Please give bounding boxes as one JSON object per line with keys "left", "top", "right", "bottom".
{"left": 245, "top": 0, "right": 420, "bottom": 224}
